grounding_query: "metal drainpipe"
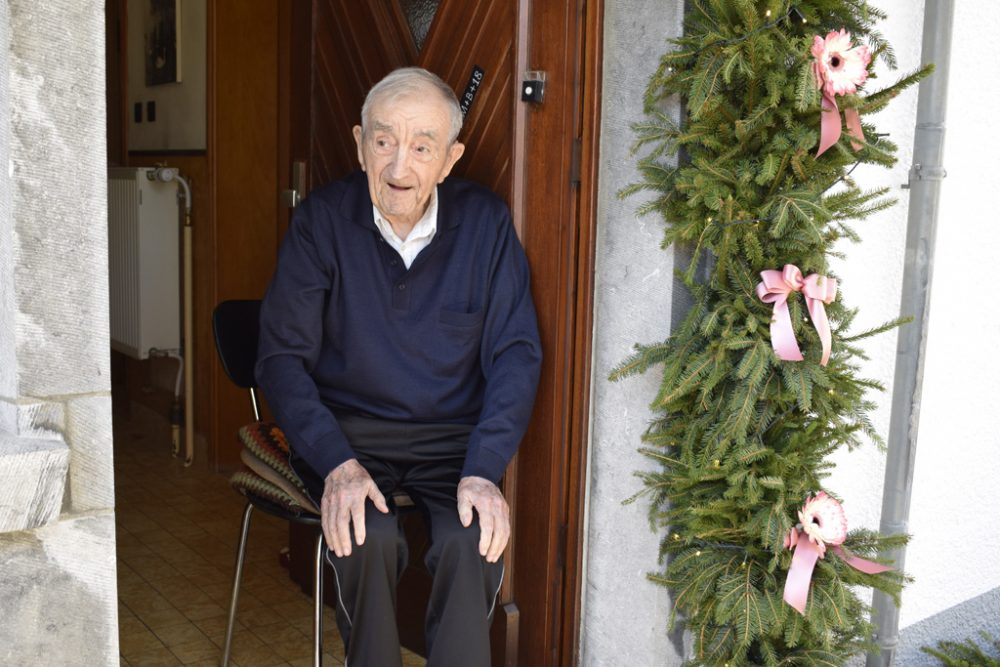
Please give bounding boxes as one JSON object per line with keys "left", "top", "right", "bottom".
{"left": 866, "top": 1, "right": 955, "bottom": 665}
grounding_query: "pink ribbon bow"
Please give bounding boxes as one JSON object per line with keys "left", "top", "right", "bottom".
{"left": 783, "top": 531, "right": 892, "bottom": 615}
{"left": 816, "top": 91, "right": 865, "bottom": 157}
{"left": 756, "top": 265, "right": 837, "bottom": 366}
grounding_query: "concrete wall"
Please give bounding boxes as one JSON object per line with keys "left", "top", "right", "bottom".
{"left": 0, "top": 1, "right": 117, "bottom": 665}
{"left": 581, "top": 1, "right": 684, "bottom": 664}
{"left": 585, "top": 0, "right": 999, "bottom": 663}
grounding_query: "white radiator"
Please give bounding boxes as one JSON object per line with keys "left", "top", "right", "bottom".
{"left": 108, "top": 167, "right": 180, "bottom": 359}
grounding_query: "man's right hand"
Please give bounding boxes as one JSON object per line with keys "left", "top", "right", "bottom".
{"left": 321, "top": 458, "right": 389, "bottom": 558}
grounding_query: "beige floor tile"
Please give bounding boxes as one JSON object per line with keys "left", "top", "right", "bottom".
{"left": 269, "top": 599, "right": 313, "bottom": 622}
{"left": 250, "top": 621, "right": 309, "bottom": 646}
{"left": 228, "top": 644, "right": 287, "bottom": 667}
{"left": 235, "top": 605, "right": 288, "bottom": 630}
{"left": 268, "top": 637, "right": 314, "bottom": 662}
{"left": 178, "top": 601, "right": 228, "bottom": 622}
{"left": 150, "top": 620, "right": 210, "bottom": 648}
{"left": 124, "top": 645, "right": 183, "bottom": 667}
{"left": 119, "top": 626, "right": 166, "bottom": 660}
{"left": 192, "top": 614, "right": 241, "bottom": 643}
{"left": 136, "top": 606, "right": 188, "bottom": 632}
{"left": 166, "top": 636, "right": 219, "bottom": 663}
{"left": 286, "top": 655, "right": 345, "bottom": 667}
{"left": 119, "top": 616, "right": 149, "bottom": 637}
{"left": 116, "top": 402, "right": 343, "bottom": 666}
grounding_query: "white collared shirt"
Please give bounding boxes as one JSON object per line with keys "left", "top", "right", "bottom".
{"left": 372, "top": 188, "right": 438, "bottom": 269}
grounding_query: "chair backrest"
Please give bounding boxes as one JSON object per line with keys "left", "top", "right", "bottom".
{"left": 213, "top": 299, "right": 262, "bottom": 390}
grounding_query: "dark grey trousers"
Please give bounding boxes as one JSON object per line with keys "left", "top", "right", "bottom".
{"left": 291, "top": 413, "right": 503, "bottom": 667}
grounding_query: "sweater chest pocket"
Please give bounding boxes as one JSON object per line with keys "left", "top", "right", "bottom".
{"left": 438, "top": 307, "right": 484, "bottom": 346}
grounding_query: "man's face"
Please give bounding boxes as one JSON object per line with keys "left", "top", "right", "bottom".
{"left": 353, "top": 93, "right": 465, "bottom": 231}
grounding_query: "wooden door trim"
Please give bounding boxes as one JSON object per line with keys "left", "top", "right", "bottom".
{"left": 560, "top": 0, "right": 603, "bottom": 661}
{"left": 512, "top": 0, "right": 603, "bottom": 663}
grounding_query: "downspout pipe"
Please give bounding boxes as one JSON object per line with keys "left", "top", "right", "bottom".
{"left": 866, "top": 2, "right": 954, "bottom": 665}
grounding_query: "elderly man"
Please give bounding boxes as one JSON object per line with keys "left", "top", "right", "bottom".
{"left": 256, "top": 67, "right": 542, "bottom": 665}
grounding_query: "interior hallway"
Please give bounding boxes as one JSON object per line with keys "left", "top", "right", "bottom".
{"left": 113, "top": 399, "right": 425, "bottom": 667}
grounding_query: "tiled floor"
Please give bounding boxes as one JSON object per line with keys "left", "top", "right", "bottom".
{"left": 114, "top": 400, "right": 425, "bottom": 666}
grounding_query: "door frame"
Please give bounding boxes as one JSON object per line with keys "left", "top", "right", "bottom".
{"left": 508, "top": 0, "right": 603, "bottom": 663}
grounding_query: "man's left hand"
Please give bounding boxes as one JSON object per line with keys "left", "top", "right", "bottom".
{"left": 456, "top": 476, "right": 510, "bottom": 563}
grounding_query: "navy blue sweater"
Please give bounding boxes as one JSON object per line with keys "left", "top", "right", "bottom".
{"left": 255, "top": 171, "right": 542, "bottom": 484}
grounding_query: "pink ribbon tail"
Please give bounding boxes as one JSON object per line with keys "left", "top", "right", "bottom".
{"left": 844, "top": 108, "right": 865, "bottom": 150}
{"left": 816, "top": 92, "right": 841, "bottom": 157}
{"left": 756, "top": 267, "right": 804, "bottom": 362}
{"left": 832, "top": 545, "right": 892, "bottom": 575}
{"left": 784, "top": 533, "right": 822, "bottom": 614}
{"left": 802, "top": 273, "right": 837, "bottom": 366}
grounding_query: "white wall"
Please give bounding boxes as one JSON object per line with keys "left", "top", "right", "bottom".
{"left": 127, "top": 0, "right": 206, "bottom": 151}
{"left": 827, "top": 0, "right": 1000, "bottom": 631}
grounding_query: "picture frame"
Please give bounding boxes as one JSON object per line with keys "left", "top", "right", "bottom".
{"left": 144, "top": 0, "right": 181, "bottom": 86}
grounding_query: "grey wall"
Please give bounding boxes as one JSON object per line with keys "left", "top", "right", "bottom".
{"left": 0, "top": 1, "right": 118, "bottom": 664}
{"left": 895, "top": 586, "right": 1000, "bottom": 666}
{"left": 580, "top": 1, "right": 685, "bottom": 664}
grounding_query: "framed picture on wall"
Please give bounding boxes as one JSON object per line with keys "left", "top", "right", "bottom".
{"left": 145, "top": 0, "right": 181, "bottom": 86}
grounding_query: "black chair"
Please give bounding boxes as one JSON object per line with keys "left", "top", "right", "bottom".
{"left": 212, "top": 299, "right": 327, "bottom": 667}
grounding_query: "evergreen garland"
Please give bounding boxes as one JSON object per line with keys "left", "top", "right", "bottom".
{"left": 613, "top": 1, "right": 932, "bottom": 664}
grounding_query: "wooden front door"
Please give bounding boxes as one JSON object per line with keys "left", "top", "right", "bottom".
{"left": 278, "top": 1, "right": 603, "bottom": 663}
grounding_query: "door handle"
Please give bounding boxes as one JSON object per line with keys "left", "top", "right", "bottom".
{"left": 281, "top": 160, "right": 307, "bottom": 208}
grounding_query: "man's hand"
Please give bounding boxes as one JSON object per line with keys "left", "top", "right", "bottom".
{"left": 456, "top": 476, "right": 510, "bottom": 563}
{"left": 321, "top": 458, "right": 388, "bottom": 558}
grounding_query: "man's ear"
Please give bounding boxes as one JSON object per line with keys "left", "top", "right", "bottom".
{"left": 352, "top": 125, "right": 366, "bottom": 170}
{"left": 438, "top": 142, "right": 465, "bottom": 183}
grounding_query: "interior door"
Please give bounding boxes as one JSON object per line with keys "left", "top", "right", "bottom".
{"left": 278, "top": 0, "right": 524, "bottom": 662}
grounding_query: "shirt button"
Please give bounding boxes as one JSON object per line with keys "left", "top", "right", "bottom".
{"left": 390, "top": 259, "right": 398, "bottom": 266}
{"left": 397, "top": 283, "right": 406, "bottom": 291}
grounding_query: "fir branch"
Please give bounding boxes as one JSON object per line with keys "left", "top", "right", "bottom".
{"left": 840, "top": 316, "right": 912, "bottom": 342}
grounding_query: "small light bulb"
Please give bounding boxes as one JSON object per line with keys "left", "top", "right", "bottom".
{"left": 802, "top": 17, "right": 808, "bottom": 24}
{"left": 695, "top": 550, "right": 702, "bottom": 556}
{"left": 828, "top": 389, "right": 835, "bottom": 395}
{"left": 765, "top": 9, "right": 771, "bottom": 17}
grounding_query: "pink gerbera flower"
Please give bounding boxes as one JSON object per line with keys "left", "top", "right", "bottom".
{"left": 812, "top": 30, "right": 871, "bottom": 97}
{"left": 797, "top": 491, "right": 849, "bottom": 556}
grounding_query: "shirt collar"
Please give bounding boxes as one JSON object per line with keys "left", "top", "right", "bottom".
{"left": 372, "top": 188, "right": 438, "bottom": 245}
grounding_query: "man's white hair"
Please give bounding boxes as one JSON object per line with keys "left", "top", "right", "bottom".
{"left": 361, "top": 67, "right": 463, "bottom": 144}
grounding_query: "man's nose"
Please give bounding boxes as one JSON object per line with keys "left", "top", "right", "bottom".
{"left": 389, "top": 145, "right": 410, "bottom": 178}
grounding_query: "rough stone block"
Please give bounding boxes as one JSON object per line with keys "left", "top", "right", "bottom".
{"left": 0, "top": 513, "right": 118, "bottom": 666}
{"left": 0, "top": 397, "right": 65, "bottom": 438}
{"left": 8, "top": 0, "right": 110, "bottom": 398}
{"left": 65, "top": 394, "right": 114, "bottom": 512}
{"left": 0, "top": 434, "right": 68, "bottom": 533}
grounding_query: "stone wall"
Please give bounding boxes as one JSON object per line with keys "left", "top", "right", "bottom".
{"left": 0, "top": 1, "right": 118, "bottom": 665}
{"left": 580, "top": 1, "right": 685, "bottom": 664}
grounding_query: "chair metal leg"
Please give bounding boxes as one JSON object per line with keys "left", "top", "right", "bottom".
{"left": 313, "top": 533, "right": 325, "bottom": 667}
{"left": 222, "top": 502, "right": 255, "bottom": 667}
